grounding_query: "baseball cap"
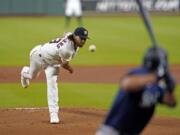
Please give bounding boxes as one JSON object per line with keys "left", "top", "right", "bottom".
{"left": 74, "top": 27, "right": 89, "bottom": 39}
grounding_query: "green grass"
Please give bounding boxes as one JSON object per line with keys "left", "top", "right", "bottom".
{"left": 0, "top": 83, "right": 179, "bottom": 118}
{"left": 0, "top": 83, "right": 118, "bottom": 108}
{"left": 0, "top": 16, "right": 180, "bottom": 66}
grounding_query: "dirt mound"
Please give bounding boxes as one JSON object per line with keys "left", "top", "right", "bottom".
{"left": 0, "top": 108, "right": 180, "bottom": 135}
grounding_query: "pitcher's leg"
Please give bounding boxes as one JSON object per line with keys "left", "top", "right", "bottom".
{"left": 21, "top": 66, "right": 30, "bottom": 88}
{"left": 21, "top": 52, "right": 42, "bottom": 88}
{"left": 22, "top": 45, "right": 43, "bottom": 80}
{"left": 45, "top": 66, "right": 60, "bottom": 124}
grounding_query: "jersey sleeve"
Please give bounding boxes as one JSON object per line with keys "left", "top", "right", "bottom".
{"left": 127, "top": 67, "right": 148, "bottom": 76}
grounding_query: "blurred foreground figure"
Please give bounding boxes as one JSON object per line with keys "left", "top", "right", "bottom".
{"left": 95, "top": 47, "right": 177, "bottom": 135}
{"left": 21, "top": 27, "right": 89, "bottom": 124}
{"left": 65, "top": 0, "right": 83, "bottom": 29}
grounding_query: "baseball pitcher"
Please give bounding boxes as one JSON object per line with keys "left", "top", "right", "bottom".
{"left": 21, "top": 27, "right": 89, "bottom": 124}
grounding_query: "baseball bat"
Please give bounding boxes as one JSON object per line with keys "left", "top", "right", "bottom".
{"left": 136, "top": 0, "right": 158, "bottom": 48}
{"left": 136, "top": 0, "right": 168, "bottom": 68}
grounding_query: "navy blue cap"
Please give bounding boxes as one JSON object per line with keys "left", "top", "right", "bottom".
{"left": 74, "top": 27, "right": 89, "bottom": 39}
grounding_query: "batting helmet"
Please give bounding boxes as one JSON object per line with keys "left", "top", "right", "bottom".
{"left": 143, "top": 47, "right": 168, "bottom": 71}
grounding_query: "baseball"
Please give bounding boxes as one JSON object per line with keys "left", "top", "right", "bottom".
{"left": 89, "top": 44, "right": 96, "bottom": 52}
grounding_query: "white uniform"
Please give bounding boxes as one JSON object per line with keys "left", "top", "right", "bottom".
{"left": 21, "top": 33, "right": 78, "bottom": 123}
{"left": 65, "top": 0, "right": 82, "bottom": 17}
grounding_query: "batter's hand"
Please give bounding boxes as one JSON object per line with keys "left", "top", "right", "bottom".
{"left": 164, "top": 71, "right": 176, "bottom": 93}
{"left": 163, "top": 92, "right": 177, "bottom": 108}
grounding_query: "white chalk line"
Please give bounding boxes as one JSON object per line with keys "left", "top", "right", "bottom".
{"left": 8, "top": 107, "right": 48, "bottom": 110}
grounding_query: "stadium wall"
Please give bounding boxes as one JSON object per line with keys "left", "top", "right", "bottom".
{"left": 0, "top": 0, "right": 179, "bottom": 16}
{"left": 0, "top": 0, "right": 64, "bottom": 15}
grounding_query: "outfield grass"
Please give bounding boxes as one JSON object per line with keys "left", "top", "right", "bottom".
{"left": 0, "top": 16, "right": 180, "bottom": 66}
{"left": 0, "top": 83, "right": 179, "bottom": 118}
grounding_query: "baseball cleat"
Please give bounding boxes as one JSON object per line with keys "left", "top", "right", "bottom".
{"left": 21, "top": 67, "right": 30, "bottom": 88}
{"left": 50, "top": 112, "right": 59, "bottom": 124}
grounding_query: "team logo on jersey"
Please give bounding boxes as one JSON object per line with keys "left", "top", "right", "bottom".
{"left": 84, "top": 31, "right": 88, "bottom": 36}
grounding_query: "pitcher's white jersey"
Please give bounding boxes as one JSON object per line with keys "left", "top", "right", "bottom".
{"left": 31, "top": 33, "right": 78, "bottom": 66}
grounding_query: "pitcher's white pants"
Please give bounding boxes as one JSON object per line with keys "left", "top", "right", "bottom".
{"left": 22, "top": 45, "right": 60, "bottom": 114}
{"left": 45, "top": 66, "right": 59, "bottom": 113}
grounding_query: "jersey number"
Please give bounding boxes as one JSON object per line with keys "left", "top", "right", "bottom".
{"left": 49, "top": 38, "right": 67, "bottom": 49}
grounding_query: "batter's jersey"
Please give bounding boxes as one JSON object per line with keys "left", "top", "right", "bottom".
{"left": 104, "top": 67, "right": 171, "bottom": 135}
{"left": 39, "top": 33, "right": 78, "bottom": 66}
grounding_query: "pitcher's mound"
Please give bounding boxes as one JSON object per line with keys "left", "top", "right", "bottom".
{"left": 0, "top": 108, "right": 180, "bottom": 135}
